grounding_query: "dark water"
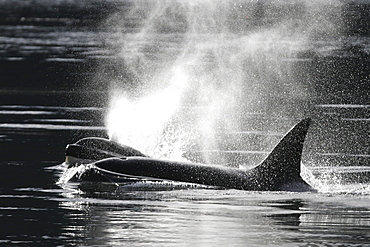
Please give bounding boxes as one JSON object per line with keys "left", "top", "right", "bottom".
{"left": 1, "top": 1, "right": 369, "bottom": 246}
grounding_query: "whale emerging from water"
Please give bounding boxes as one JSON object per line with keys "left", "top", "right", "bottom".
{"left": 63, "top": 118, "right": 315, "bottom": 192}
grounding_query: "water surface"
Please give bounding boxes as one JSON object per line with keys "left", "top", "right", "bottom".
{"left": 0, "top": 1, "right": 369, "bottom": 246}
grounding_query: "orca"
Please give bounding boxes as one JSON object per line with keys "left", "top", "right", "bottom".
{"left": 63, "top": 118, "right": 315, "bottom": 192}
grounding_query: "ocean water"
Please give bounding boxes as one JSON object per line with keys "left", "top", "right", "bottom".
{"left": 0, "top": 1, "right": 369, "bottom": 246}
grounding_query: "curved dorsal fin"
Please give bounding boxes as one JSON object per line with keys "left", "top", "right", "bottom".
{"left": 253, "top": 118, "right": 312, "bottom": 191}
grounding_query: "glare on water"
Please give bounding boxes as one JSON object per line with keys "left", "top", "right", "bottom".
{"left": 0, "top": 0, "right": 369, "bottom": 246}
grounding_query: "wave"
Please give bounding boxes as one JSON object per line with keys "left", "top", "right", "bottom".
{"left": 316, "top": 104, "right": 370, "bottom": 109}
{"left": 0, "top": 123, "right": 105, "bottom": 131}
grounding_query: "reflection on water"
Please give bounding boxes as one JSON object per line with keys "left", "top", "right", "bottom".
{"left": 0, "top": 0, "right": 369, "bottom": 246}
{"left": 52, "top": 188, "right": 370, "bottom": 246}
{"left": 1, "top": 158, "right": 370, "bottom": 246}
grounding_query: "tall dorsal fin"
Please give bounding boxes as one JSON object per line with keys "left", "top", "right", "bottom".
{"left": 252, "top": 118, "right": 312, "bottom": 190}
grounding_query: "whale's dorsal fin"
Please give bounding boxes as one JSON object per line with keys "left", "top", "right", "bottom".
{"left": 252, "top": 118, "right": 313, "bottom": 191}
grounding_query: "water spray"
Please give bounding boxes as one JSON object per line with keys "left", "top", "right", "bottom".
{"left": 103, "top": 0, "right": 343, "bottom": 163}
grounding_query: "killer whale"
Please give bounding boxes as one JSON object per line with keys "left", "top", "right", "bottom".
{"left": 63, "top": 118, "right": 315, "bottom": 192}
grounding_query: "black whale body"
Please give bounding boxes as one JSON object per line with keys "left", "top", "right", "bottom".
{"left": 63, "top": 118, "right": 315, "bottom": 192}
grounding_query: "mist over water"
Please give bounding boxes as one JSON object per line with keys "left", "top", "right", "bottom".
{"left": 1, "top": 1, "right": 370, "bottom": 246}
{"left": 104, "top": 0, "right": 343, "bottom": 161}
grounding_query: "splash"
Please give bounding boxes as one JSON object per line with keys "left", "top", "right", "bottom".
{"left": 302, "top": 163, "right": 370, "bottom": 195}
{"left": 102, "top": 0, "right": 343, "bottom": 162}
